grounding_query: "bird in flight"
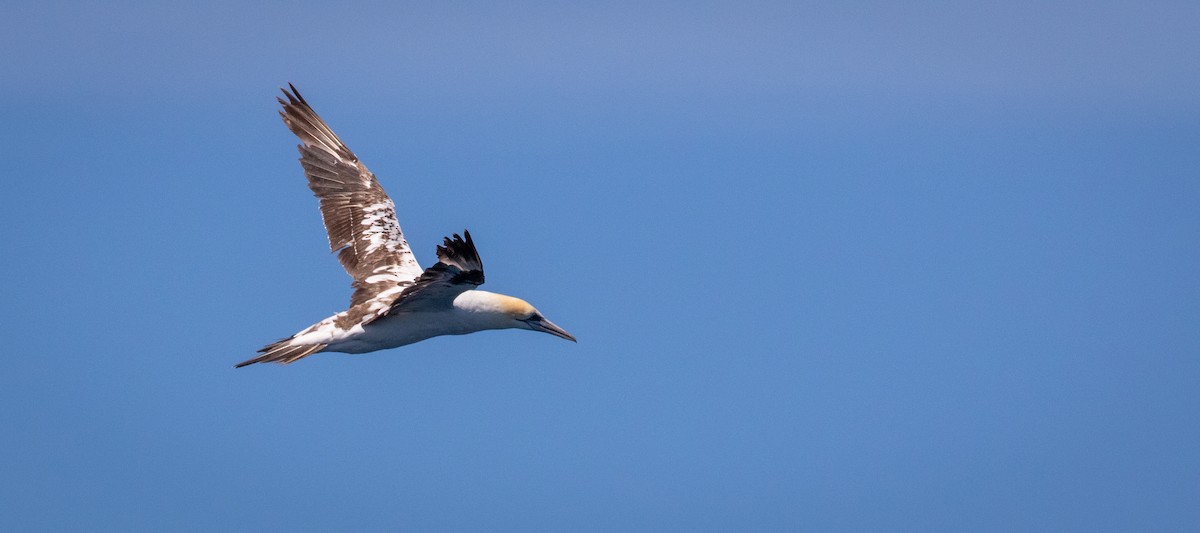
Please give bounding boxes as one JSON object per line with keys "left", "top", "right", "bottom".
{"left": 236, "top": 85, "right": 575, "bottom": 368}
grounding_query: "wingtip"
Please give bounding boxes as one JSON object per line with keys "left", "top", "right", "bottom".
{"left": 279, "top": 83, "right": 306, "bottom": 107}
{"left": 287, "top": 82, "right": 307, "bottom": 105}
{"left": 445, "top": 231, "right": 472, "bottom": 248}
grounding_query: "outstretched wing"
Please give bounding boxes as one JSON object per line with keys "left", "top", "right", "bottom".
{"left": 388, "top": 231, "right": 485, "bottom": 314}
{"left": 277, "top": 84, "right": 424, "bottom": 314}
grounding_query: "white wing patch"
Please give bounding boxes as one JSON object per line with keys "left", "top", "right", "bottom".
{"left": 361, "top": 201, "right": 406, "bottom": 255}
{"left": 292, "top": 312, "right": 365, "bottom": 346}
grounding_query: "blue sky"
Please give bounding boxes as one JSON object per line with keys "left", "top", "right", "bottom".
{"left": 2, "top": 1, "right": 1198, "bottom": 531}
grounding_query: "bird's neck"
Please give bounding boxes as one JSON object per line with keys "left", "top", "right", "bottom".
{"left": 450, "top": 290, "right": 521, "bottom": 331}
{"left": 453, "top": 290, "right": 526, "bottom": 314}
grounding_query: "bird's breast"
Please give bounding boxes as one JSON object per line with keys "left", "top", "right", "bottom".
{"left": 324, "top": 309, "right": 492, "bottom": 354}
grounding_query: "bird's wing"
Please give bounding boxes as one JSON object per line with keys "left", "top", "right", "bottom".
{"left": 278, "top": 84, "right": 424, "bottom": 316}
{"left": 387, "top": 231, "right": 485, "bottom": 314}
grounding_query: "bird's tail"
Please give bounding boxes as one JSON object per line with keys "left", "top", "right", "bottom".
{"left": 235, "top": 338, "right": 328, "bottom": 368}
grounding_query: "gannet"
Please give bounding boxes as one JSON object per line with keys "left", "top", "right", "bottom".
{"left": 236, "top": 85, "right": 575, "bottom": 368}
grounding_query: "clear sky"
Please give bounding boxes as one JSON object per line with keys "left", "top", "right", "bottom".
{"left": 2, "top": 1, "right": 1198, "bottom": 531}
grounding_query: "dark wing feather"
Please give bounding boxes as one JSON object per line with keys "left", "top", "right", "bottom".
{"left": 278, "top": 85, "right": 423, "bottom": 313}
{"left": 235, "top": 340, "right": 328, "bottom": 368}
{"left": 388, "top": 231, "right": 486, "bottom": 313}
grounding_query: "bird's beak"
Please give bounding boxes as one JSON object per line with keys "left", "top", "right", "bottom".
{"left": 528, "top": 317, "right": 577, "bottom": 342}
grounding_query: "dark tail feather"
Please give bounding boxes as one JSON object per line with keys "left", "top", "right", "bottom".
{"left": 235, "top": 339, "right": 327, "bottom": 368}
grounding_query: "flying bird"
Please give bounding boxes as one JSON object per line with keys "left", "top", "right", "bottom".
{"left": 236, "top": 85, "right": 575, "bottom": 368}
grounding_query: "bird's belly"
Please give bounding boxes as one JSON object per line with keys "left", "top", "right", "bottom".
{"left": 323, "top": 311, "right": 473, "bottom": 354}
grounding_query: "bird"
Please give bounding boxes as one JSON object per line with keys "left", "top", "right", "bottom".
{"left": 235, "top": 85, "right": 575, "bottom": 368}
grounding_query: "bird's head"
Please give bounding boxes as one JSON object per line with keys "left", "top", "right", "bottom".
{"left": 503, "top": 295, "right": 577, "bottom": 342}
{"left": 460, "top": 291, "right": 576, "bottom": 342}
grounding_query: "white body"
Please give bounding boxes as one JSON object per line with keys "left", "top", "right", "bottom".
{"left": 291, "top": 290, "right": 526, "bottom": 354}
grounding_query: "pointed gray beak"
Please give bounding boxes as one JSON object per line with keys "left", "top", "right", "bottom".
{"left": 528, "top": 317, "right": 577, "bottom": 342}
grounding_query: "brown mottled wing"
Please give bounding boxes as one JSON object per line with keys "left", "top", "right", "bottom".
{"left": 278, "top": 85, "right": 424, "bottom": 319}
{"left": 387, "top": 231, "right": 485, "bottom": 314}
